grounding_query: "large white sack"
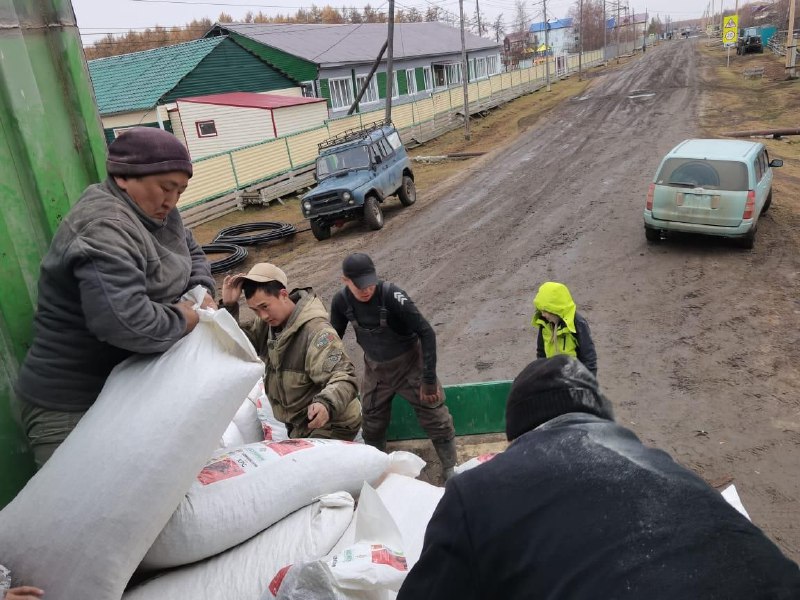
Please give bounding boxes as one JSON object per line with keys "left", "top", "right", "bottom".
{"left": 143, "top": 442, "right": 418, "bottom": 569}
{"left": 249, "top": 378, "right": 289, "bottom": 442}
{"left": 123, "top": 492, "right": 356, "bottom": 600}
{"left": 0, "top": 291, "right": 264, "bottom": 600}
{"left": 219, "top": 398, "right": 264, "bottom": 449}
{"left": 266, "top": 473, "right": 443, "bottom": 600}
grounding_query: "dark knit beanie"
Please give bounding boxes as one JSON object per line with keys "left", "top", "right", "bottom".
{"left": 505, "top": 356, "right": 614, "bottom": 441}
{"left": 106, "top": 127, "right": 193, "bottom": 178}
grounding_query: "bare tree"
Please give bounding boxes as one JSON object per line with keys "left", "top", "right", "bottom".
{"left": 492, "top": 13, "right": 505, "bottom": 42}
{"left": 514, "top": 0, "right": 529, "bottom": 33}
{"left": 568, "top": 0, "right": 605, "bottom": 51}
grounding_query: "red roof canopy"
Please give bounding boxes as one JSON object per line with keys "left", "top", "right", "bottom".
{"left": 178, "top": 92, "right": 326, "bottom": 109}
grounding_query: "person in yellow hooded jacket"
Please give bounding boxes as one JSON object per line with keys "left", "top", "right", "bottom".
{"left": 532, "top": 282, "right": 598, "bottom": 375}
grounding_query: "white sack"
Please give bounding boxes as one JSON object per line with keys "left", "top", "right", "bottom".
{"left": 0, "top": 289, "right": 264, "bottom": 600}
{"left": 219, "top": 398, "right": 264, "bottom": 449}
{"left": 123, "top": 492, "right": 356, "bottom": 600}
{"left": 249, "top": 378, "right": 289, "bottom": 442}
{"left": 265, "top": 473, "right": 444, "bottom": 600}
{"left": 721, "top": 484, "right": 752, "bottom": 521}
{"left": 143, "top": 442, "right": 417, "bottom": 569}
{"left": 453, "top": 452, "right": 498, "bottom": 475}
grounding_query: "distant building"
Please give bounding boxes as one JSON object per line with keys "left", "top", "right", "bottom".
{"left": 529, "top": 18, "right": 575, "bottom": 54}
{"left": 206, "top": 22, "right": 503, "bottom": 116}
{"left": 503, "top": 31, "right": 533, "bottom": 68}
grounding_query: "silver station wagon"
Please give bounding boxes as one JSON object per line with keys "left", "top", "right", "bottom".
{"left": 644, "top": 139, "right": 782, "bottom": 248}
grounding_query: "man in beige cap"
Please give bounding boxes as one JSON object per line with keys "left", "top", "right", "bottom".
{"left": 221, "top": 263, "right": 361, "bottom": 440}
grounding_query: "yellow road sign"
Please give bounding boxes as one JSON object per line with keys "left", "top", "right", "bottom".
{"left": 723, "top": 14, "right": 739, "bottom": 47}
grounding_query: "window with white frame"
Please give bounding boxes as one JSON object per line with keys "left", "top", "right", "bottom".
{"left": 112, "top": 126, "right": 135, "bottom": 138}
{"left": 406, "top": 69, "right": 417, "bottom": 95}
{"left": 392, "top": 72, "right": 400, "bottom": 98}
{"left": 300, "top": 81, "right": 316, "bottom": 97}
{"left": 468, "top": 58, "right": 475, "bottom": 81}
{"left": 356, "top": 74, "right": 379, "bottom": 104}
{"left": 423, "top": 66, "right": 433, "bottom": 91}
{"left": 474, "top": 57, "right": 487, "bottom": 79}
{"left": 445, "top": 63, "right": 462, "bottom": 86}
{"left": 328, "top": 77, "right": 354, "bottom": 110}
{"left": 487, "top": 54, "right": 500, "bottom": 75}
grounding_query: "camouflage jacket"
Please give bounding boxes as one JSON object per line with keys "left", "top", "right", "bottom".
{"left": 235, "top": 288, "right": 361, "bottom": 438}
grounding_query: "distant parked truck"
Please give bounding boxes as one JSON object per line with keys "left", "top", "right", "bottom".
{"left": 737, "top": 35, "right": 764, "bottom": 55}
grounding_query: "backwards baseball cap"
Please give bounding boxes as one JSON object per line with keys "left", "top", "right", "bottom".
{"left": 505, "top": 356, "right": 614, "bottom": 441}
{"left": 107, "top": 127, "right": 193, "bottom": 178}
{"left": 342, "top": 253, "right": 378, "bottom": 289}
{"left": 231, "top": 263, "right": 288, "bottom": 287}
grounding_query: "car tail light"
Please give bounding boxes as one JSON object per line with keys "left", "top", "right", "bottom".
{"left": 743, "top": 190, "right": 755, "bottom": 219}
{"left": 646, "top": 183, "right": 655, "bottom": 211}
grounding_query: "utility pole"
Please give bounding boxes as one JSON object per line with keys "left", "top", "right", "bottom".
{"left": 544, "top": 0, "right": 551, "bottom": 91}
{"left": 385, "top": 0, "right": 394, "bottom": 121}
{"left": 603, "top": 0, "right": 607, "bottom": 63}
{"left": 459, "top": 0, "right": 471, "bottom": 139}
{"left": 578, "top": 0, "right": 583, "bottom": 80}
{"left": 616, "top": 1, "right": 621, "bottom": 62}
{"left": 476, "top": 0, "right": 483, "bottom": 37}
{"left": 788, "top": 0, "right": 797, "bottom": 78}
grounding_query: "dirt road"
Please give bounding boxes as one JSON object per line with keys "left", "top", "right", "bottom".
{"left": 217, "top": 40, "right": 800, "bottom": 557}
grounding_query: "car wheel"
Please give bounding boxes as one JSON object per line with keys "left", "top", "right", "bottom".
{"left": 762, "top": 190, "right": 772, "bottom": 213}
{"left": 645, "top": 226, "right": 661, "bottom": 243}
{"left": 398, "top": 175, "right": 416, "bottom": 206}
{"left": 739, "top": 227, "right": 756, "bottom": 249}
{"left": 310, "top": 219, "right": 331, "bottom": 241}
{"left": 363, "top": 196, "right": 384, "bottom": 230}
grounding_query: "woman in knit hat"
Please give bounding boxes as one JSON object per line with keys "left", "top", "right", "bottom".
{"left": 531, "top": 281, "right": 598, "bottom": 375}
{"left": 13, "top": 127, "right": 215, "bottom": 468}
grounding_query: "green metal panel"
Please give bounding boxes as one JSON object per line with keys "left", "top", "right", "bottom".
{"left": 0, "top": 0, "right": 107, "bottom": 507}
{"left": 228, "top": 32, "right": 316, "bottom": 83}
{"left": 376, "top": 72, "right": 387, "bottom": 99}
{"left": 397, "top": 70, "right": 408, "bottom": 96}
{"left": 319, "top": 78, "right": 331, "bottom": 108}
{"left": 164, "top": 38, "right": 297, "bottom": 102}
{"left": 387, "top": 380, "right": 512, "bottom": 441}
{"left": 415, "top": 67, "right": 425, "bottom": 93}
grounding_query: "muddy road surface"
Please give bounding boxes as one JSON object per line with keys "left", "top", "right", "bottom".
{"left": 255, "top": 40, "right": 800, "bottom": 557}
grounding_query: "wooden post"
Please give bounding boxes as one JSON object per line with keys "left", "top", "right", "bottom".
{"left": 385, "top": 0, "right": 395, "bottom": 122}
{"left": 788, "top": 0, "right": 797, "bottom": 78}
{"left": 459, "top": 0, "right": 471, "bottom": 139}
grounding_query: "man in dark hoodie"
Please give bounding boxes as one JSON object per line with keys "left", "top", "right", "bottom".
{"left": 398, "top": 356, "right": 800, "bottom": 600}
{"left": 13, "top": 127, "right": 215, "bottom": 467}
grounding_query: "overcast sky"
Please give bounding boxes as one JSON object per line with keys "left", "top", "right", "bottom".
{"left": 72, "top": 0, "right": 712, "bottom": 43}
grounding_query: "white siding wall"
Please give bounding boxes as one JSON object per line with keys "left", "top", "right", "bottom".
{"left": 177, "top": 101, "right": 275, "bottom": 160}
{"left": 168, "top": 109, "right": 187, "bottom": 146}
{"left": 273, "top": 102, "right": 328, "bottom": 138}
{"left": 261, "top": 87, "right": 303, "bottom": 97}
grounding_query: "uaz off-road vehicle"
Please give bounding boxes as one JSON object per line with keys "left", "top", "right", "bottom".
{"left": 301, "top": 121, "right": 416, "bottom": 241}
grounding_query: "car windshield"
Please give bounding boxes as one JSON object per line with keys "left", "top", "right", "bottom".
{"left": 656, "top": 158, "right": 749, "bottom": 191}
{"left": 316, "top": 146, "right": 371, "bottom": 179}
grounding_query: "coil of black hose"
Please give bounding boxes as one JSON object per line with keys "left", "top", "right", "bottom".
{"left": 202, "top": 243, "right": 248, "bottom": 274}
{"left": 213, "top": 221, "right": 297, "bottom": 246}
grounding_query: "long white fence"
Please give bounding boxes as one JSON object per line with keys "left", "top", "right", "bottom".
{"left": 178, "top": 49, "right": 604, "bottom": 210}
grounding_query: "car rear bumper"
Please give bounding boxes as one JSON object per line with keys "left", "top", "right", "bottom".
{"left": 644, "top": 211, "right": 754, "bottom": 237}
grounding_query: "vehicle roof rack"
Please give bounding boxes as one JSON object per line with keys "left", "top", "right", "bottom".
{"left": 318, "top": 119, "right": 394, "bottom": 151}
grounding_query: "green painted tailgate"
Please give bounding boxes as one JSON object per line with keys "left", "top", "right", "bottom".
{"left": 387, "top": 380, "right": 512, "bottom": 440}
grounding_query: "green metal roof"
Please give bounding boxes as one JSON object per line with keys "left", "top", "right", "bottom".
{"left": 88, "top": 37, "right": 227, "bottom": 115}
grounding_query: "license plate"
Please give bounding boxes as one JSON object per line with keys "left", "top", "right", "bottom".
{"left": 676, "top": 192, "right": 721, "bottom": 209}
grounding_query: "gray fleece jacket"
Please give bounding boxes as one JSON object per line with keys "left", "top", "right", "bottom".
{"left": 15, "top": 178, "right": 214, "bottom": 411}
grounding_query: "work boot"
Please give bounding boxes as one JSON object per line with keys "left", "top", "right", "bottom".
{"left": 432, "top": 438, "right": 458, "bottom": 482}
{"left": 364, "top": 437, "right": 386, "bottom": 452}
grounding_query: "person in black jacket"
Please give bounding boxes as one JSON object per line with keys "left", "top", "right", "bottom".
{"left": 532, "top": 281, "right": 597, "bottom": 375}
{"left": 330, "top": 253, "right": 456, "bottom": 480}
{"left": 398, "top": 356, "right": 800, "bottom": 600}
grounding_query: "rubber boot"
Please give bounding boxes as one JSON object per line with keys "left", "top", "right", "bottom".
{"left": 364, "top": 437, "right": 386, "bottom": 452}
{"left": 432, "top": 438, "right": 457, "bottom": 482}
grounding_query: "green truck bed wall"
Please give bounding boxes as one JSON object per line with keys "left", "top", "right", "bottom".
{"left": 0, "top": 0, "right": 106, "bottom": 507}
{"left": 387, "top": 380, "right": 512, "bottom": 440}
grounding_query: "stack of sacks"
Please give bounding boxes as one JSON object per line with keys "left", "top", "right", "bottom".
{"left": 265, "top": 469, "right": 445, "bottom": 600}
{"left": 0, "top": 290, "right": 264, "bottom": 600}
{"left": 123, "top": 493, "right": 356, "bottom": 600}
{"left": 142, "top": 442, "right": 423, "bottom": 569}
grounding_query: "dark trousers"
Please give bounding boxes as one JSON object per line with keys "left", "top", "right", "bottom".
{"left": 361, "top": 342, "right": 454, "bottom": 443}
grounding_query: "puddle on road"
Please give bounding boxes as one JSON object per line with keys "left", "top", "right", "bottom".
{"left": 628, "top": 89, "right": 656, "bottom": 99}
